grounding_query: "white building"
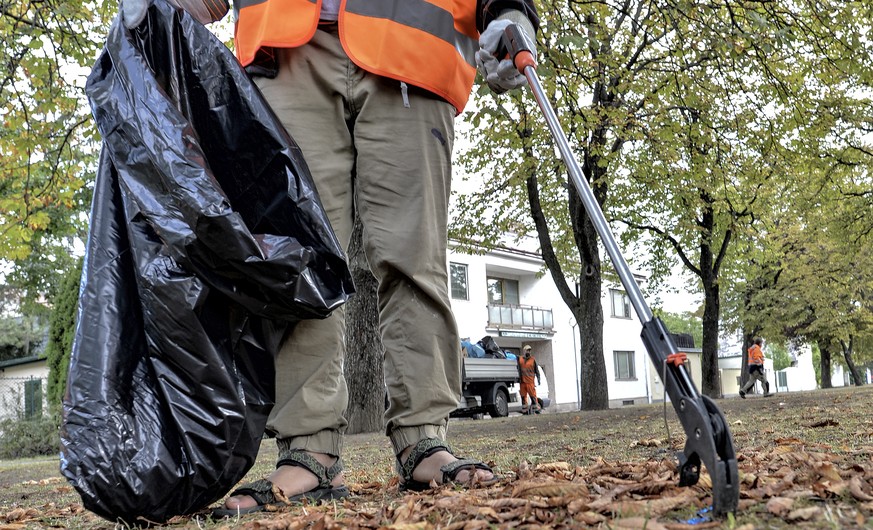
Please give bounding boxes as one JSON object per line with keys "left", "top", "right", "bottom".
{"left": 447, "top": 241, "right": 657, "bottom": 410}
{"left": 778, "top": 342, "right": 818, "bottom": 392}
{"left": 0, "top": 355, "right": 49, "bottom": 421}
{"left": 717, "top": 339, "right": 818, "bottom": 396}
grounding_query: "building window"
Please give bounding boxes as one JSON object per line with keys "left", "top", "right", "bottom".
{"left": 777, "top": 371, "right": 788, "bottom": 389}
{"left": 610, "top": 289, "right": 631, "bottom": 319}
{"left": 449, "top": 263, "right": 468, "bottom": 300}
{"left": 487, "top": 277, "right": 519, "bottom": 305}
{"left": 614, "top": 351, "right": 636, "bottom": 380}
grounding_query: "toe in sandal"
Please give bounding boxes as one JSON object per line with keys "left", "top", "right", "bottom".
{"left": 212, "top": 450, "right": 349, "bottom": 517}
{"left": 398, "top": 437, "right": 495, "bottom": 492}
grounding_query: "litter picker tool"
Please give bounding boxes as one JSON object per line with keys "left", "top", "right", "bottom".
{"left": 499, "top": 25, "right": 739, "bottom": 516}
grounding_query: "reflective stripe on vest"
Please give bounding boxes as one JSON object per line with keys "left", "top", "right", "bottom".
{"left": 234, "top": 0, "right": 479, "bottom": 113}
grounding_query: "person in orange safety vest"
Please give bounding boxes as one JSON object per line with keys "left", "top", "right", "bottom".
{"left": 122, "top": 0, "right": 541, "bottom": 516}
{"left": 517, "top": 345, "right": 541, "bottom": 414}
{"left": 739, "top": 337, "right": 769, "bottom": 398}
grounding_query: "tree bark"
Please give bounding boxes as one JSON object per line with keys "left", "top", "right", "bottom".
{"left": 700, "top": 276, "right": 721, "bottom": 398}
{"left": 343, "top": 217, "right": 385, "bottom": 434}
{"left": 818, "top": 341, "right": 833, "bottom": 389}
{"left": 840, "top": 336, "right": 865, "bottom": 386}
{"left": 698, "top": 198, "right": 723, "bottom": 398}
{"left": 578, "top": 221, "right": 607, "bottom": 410}
{"left": 522, "top": 138, "right": 609, "bottom": 410}
{"left": 739, "top": 331, "right": 755, "bottom": 390}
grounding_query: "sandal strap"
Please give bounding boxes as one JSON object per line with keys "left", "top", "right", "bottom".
{"left": 439, "top": 458, "right": 493, "bottom": 483}
{"left": 398, "top": 438, "right": 453, "bottom": 483}
{"left": 277, "top": 449, "right": 343, "bottom": 490}
{"left": 230, "top": 478, "right": 279, "bottom": 505}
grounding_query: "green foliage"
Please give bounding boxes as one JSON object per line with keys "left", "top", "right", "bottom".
{"left": 0, "top": 314, "right": 46, "bottom": 362}
{"left": 457, "top": 0, "right": 873, "bottom": 398}
{"left": 766, "top": 342, "right": 793, "bottom": 372}
{"left": 45, "top": 258, "right": 82, "bottom": 409}
{"left": 656, "top": 310, "right": 703, "bottom": 349}
{"left": 0, "top": 417, "right": 59, "bottom": 459}
{"left": 1, "top": 1, "right": 112, "bottom": 309}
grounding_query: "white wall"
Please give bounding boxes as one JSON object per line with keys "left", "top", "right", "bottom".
{"left": 448, "top": 244, "right": 650, "bottom": 410}
{"left": 1, "top": 362, "right": 49, "bottom": 380}
{"left": 0, "top": 358, "right": 50, "bottom": 421}
{"left": 777, "top": 343, "right": 817, "bottom": 392}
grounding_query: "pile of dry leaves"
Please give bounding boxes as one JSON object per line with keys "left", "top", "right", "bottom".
{"left": 2, "top": 387, "right": 873, "bottom": 529}
{"left": 199, "top": 436, "right": 873, "bottom": 530}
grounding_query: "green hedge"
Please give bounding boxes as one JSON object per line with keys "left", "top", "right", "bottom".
{"left": 0, "top": 417, "right": 60, "bottom": 459}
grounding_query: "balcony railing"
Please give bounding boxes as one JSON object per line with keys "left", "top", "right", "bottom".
{"left": 487, "top": 304, "right": 553, "bottom": 331}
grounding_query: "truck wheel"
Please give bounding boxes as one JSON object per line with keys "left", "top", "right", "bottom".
{"left": 489, "top": 389, "right": 510, "bottom": 418}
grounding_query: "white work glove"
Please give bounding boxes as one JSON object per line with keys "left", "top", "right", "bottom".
{"left": 476, "top": 12, "right": 537, "bottom": 94}
{"left": 122, "top": 0, "right": 228, "bottom": 29}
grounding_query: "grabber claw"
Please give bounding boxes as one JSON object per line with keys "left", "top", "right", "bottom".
{"left": 500, "top": 24, "right": 739, "bottom": 516}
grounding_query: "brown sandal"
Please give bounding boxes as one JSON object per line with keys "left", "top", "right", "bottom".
{"left": 212, "top": 450, "right": 348, "bottom": 517}
{"left": 397, "top": 438, "right": 495, "bottom": 492}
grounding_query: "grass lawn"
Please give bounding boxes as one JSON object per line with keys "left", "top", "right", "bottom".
{"left": 1, "top": 385, "right": 872, "bottom": 528}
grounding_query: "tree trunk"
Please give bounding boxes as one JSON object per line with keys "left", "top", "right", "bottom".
{"left": 698, "top": 214, "right": 721, "bottom": 398}
{"left": 840, "top": 337, "right": 864, "bottom": 386}
{"left": 522, "top": 149, "right": 608, "bottom": 411}
{"left": 343, "top": 217, "right": 385, "bottom": 434}
{"left": 739, "top": 331, "right": 755, "bottom": 389}
{"left": 578, "top": 227, "right": 607, "bottom": 410}
{"left": 700, "top": 278, "right": 721, "bottom": 398}
{"left": 819, "top": 341, "right": 833, "bottom": 389}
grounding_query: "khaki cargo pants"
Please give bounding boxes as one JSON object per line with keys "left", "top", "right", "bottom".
{"left": 255, "top": 24, "right": 462, "bottom": 458}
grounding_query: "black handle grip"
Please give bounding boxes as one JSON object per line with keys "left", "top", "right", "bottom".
{"left": 501, "top": 23, "right": 535, "bottom": 60}
{"left": 494, "top": 23, "right": 534, "bottom": 62}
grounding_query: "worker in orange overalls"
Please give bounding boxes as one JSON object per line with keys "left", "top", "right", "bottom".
{"left": 740, "top": 337, "right": 769, "bottom": 398}
{"left": 517, "top": 345, "right": 541, "bottom": 414}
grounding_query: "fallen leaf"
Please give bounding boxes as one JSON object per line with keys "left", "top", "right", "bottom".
{"left": 611, "top": 516, "right": 668, "bottom": 529}
{"left": 786, "top": 506, "right": 822, "bottom": 521}
{"left": 383, "top": 524, "right": 430, "bottom": 530}
{"left": 573, "top": 510, "right": 606, "bottom": 524}
{"left": 813, "top": 479, "right": 847, "bottom": 498}
{"left": 766, "top": 496, "right": 794, "bottom": 516}
{"left": 512, "top": 482, "right": 588, "bottom": 498}
{"left": 814, "top": 461, "right": 843, "bottom": 482}
{"left": 850, "top": 476, "right": 873, "bottom": 501}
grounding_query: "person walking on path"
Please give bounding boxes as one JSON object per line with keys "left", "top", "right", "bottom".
{"left": 517, "top": 345, "right": 541, "bottom": 414}
{"left": 740, "top": 338, "right": 769, "bottom": 398}
{"left": 123, "top": 0, "right": 540, "bottom": 515}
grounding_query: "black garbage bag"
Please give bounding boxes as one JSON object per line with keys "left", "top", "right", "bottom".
{"left": 477, "top": 335, "right": 503, "bottom": 358}
{"left": 59, "top": 0, "right": 354, "bottom": 523}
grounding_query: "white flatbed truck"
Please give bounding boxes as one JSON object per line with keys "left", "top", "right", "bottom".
{"left": 452, "top": 357, "right": 520, "bottom": 418}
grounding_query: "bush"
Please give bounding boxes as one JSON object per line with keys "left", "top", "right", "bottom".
{"left": 0, "top": 417, "right": 60, "bottom": 459}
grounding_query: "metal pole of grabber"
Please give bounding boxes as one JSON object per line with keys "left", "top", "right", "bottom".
{"left": 499, "top": 24, "right": 739, "bottom": 516}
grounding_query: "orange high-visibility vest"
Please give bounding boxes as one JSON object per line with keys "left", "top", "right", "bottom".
{"left": 518, "top": 356, "right": 538, "bottom": 385}
{"left": 748, "top": 344, "right": 764, "bottom": 365}
{"left": 233, "top": 0, "right": 480, "bottom": 113}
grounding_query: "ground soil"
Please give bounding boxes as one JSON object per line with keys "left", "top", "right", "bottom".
{"left": 1, "top": 385, "right": 872, "bottom": 529}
